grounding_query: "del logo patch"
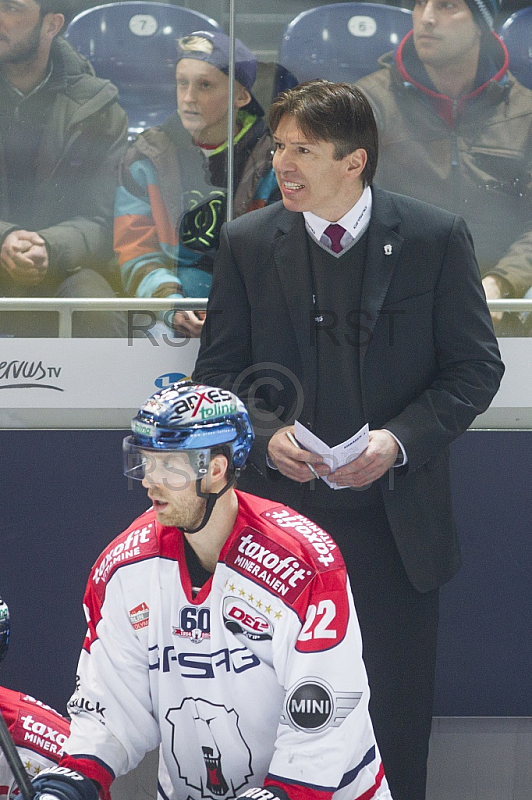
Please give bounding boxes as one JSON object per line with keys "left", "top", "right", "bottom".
{"left": 225, "top": 527, "right": 313, "bottom": 604}
{"left": 223, "top": 596, "right": 273, "bottom": 641}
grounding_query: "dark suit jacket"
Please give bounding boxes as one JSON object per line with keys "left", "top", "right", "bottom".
{"left": 193, "top": 186, "right": 504, "bottom": 593}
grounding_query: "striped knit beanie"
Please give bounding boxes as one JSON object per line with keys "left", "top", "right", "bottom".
{"left": 463, "top": 0, "right": 500, "bottom": 30}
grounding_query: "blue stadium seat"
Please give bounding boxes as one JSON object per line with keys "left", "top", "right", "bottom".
{"left": 277, "top": 2, "right": 412, "bottom": 91}
{"left": 65, "top": 2, "right": 221, "bottom": 137}
{"left": 498, "top": 7, "right": 532, "bottom": 90}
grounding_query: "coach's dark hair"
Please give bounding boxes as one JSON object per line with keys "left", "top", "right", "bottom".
{"left": 269, "top": 79, "right": 378, "bottom": 187}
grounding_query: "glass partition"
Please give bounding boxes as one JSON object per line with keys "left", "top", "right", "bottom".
{"left": 1, "top": 0, "right": 531, "bottom": 339}
{"left": 1, "top": 0, "right": 531, "bottom": 427}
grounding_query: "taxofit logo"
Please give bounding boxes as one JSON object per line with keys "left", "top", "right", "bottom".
{"left": 93, "top": 524, "right": 155, "bottom": 587}
{"left": 17, "top": 713, "right": 68, "bottom": 753}
{"left": 0, "top": 359, "right": 63, "bottom": 392}
{"left": 262, "top": 507, "right": 337, "bottom": 568}
{"left": 225, "top": 527, "right": 313, "bottom": 604}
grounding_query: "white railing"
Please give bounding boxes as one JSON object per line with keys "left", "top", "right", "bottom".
{"left": 0, "top": 297, "right": 208, "bottom": 338}
{"left": 0, "top": 298, "right": 530, "bottom": 338}
{"left": 1, "top": 297, "right": 531, "bottom": 428}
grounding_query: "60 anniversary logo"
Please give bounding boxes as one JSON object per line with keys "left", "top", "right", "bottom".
{"left": 0, "top": 359, "right": 64, "bottom": 392}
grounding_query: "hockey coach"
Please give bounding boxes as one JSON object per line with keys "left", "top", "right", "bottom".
{"left": 192, "top": 80, "right": 504, "bottom": 800}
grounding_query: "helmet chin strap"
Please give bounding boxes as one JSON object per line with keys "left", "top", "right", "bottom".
{"left": 181, "top": 475, "right": 236, "bottom": 534}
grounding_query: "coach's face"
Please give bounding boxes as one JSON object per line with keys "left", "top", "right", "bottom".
{"left": 272, "top": 114, "right": 366, "bottom": 221}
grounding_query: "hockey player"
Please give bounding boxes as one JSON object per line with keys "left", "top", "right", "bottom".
{"left": 0, "top": 686, "right": 71, "bottom": 800}
{"left": 0, "top": 598, "right": 73, "bottom": 800}
{"left": 0, "top": 686, "right": 114, "bottom": 800}
{"left": 31, "top": 381, "right": 392, "bottom": 800}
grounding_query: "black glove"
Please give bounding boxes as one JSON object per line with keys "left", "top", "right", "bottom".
{"left": 32, "top": 767, "right": 100, "bottom": 800}
{"left": 236, "top": 787, "right": 290, "bottom": 800}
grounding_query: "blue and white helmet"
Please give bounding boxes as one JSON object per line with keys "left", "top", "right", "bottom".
{"left": 123, "top": 380, "right": 254, "bottom": 481}
{"left": 0, "top": 596, "right": 9, "bottom": 664}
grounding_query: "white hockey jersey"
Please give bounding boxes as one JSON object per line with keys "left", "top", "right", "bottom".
{"left": 62, "top": 491, "right": 391, "bottom": 800}
{"left": 0, "top": 687, "right": 70, "bottom": 800}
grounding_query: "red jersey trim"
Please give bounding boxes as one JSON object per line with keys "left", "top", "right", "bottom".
{"left": 356, "top": 762, "right": 385, "bottom": 800}
{"left": 265, "top": 776, "right": 333, "bottom": 800}
{"left": 60, "top": 755, "right": 113, "bottom": 800}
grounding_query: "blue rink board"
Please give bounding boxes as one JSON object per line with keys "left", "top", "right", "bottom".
{"left": 1, "top": 429, "right": 530, "bottom": 717}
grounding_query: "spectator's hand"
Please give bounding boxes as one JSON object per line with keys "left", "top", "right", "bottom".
{"left": 267, "top": 426, "right": 329, "bottom": 483}
{"left": 482, "top": 275, "right": 504, "bottom": 323}
{"left": 172, "top": 309, "right": 206, "bottom": 337}
{"left": 328, "top": 429, "right": 398, "bottom": 488}
{"left": 0, "top": 230, "right": 49, "bottom": 285}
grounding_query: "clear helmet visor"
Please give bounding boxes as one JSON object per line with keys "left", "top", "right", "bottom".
{"left": 122, "top": 437, "right": 211, "bottom": 485}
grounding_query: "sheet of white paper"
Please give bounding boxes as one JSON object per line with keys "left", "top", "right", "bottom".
{"left": 294, "top": 421, "right": 369, "bottom": 489}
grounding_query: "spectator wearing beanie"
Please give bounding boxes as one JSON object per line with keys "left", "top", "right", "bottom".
{"left": 114, "top": 31, "right": 280, "bottom": 336}
{"left": 357, "top": 0, "right": 532, "bottom": 336}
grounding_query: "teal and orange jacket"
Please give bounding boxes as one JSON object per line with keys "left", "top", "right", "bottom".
{"left": 114, "top": 111, "right": 279, "bottom": 302}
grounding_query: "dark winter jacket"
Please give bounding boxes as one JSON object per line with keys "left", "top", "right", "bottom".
{"left": 0, "top": 37, "right": 128, "bottom": 284}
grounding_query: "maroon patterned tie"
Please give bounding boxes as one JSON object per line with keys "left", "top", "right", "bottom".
{"left": 324, "top": 223, "right": 346, "bottom": 253}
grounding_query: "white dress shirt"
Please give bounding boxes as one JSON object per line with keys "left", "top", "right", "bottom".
{"left": 303, "top": 185, "right": 372, "bottom": 253}
{"left": 270, "top": 185, "right": 407, "bottom": 469}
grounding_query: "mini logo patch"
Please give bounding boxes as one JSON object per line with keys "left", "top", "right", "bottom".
{"left": 129, "top": 602, "right": 149, "bottom": 630}
{"left": 280, "top": 679, "right": 362, "bottom": 733}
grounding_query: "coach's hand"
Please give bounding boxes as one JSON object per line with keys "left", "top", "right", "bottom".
{"left": 0, "top": 230, "right": 48, "bottom": 285}
{"left": 267, "top": 426, "right": 329, "bottom": 483}
{"left": 328, "top": 429, "right": 398, "bottom": 488}
{"left": 172, "top": 309, "right": 205, "bottom": 337}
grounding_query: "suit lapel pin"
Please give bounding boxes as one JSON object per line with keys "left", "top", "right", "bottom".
{"left": 384, "top": 244, "right": 393, "bottom": 256}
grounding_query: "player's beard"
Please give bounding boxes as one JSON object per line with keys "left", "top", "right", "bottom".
{"left": 155, "top": 491, "right": 208, "bottom": 533}
{"left": 175, "top": 499, "right": 208, "bottom": 533}
{"left": 0, "top": 20, "right": 43, "bottom": 66}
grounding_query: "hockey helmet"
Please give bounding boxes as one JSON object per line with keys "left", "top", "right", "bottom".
{"left": 123, "top": 379, "right": 254, "bottom": 482}
{"left": 0, "top": 596, "right": 9, "bottom": 663}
